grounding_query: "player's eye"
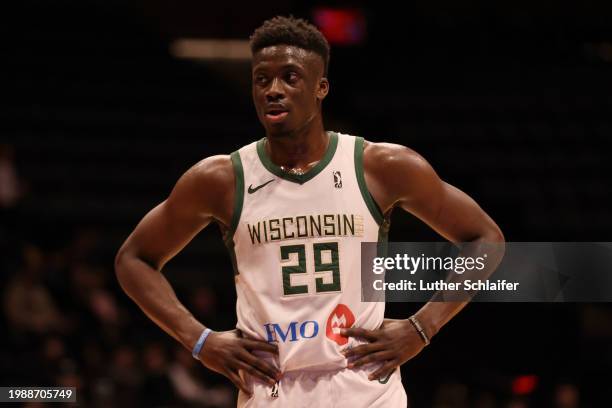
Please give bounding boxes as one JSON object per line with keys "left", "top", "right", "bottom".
{"left": 285, "top": 71, "right": 299, "bottom": 84}
{"left": 254, "top": 75, "right": 268, "bottom": 85}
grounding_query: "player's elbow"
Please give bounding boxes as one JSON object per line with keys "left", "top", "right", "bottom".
{"left": 487, "top": 224, "right": 505, "bottom": 244}
{"left": 114, "top": 247, "right": 127, "bottom": 281}
{"left": 114, "top": 246, "right": 145, "bottom": 300}
{"left": 467, "top": 220, "right": 505, "bottom": 245}
{"left": 114, "top": 243, "right": 161, "bottom": 292}
{"left": 114, "top": 244, "right": 135, "bottom": 291}
{"left": 483, "top": 224, "right": 505, "bottom": 262}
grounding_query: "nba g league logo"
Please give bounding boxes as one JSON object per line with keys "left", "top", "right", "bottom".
{"left": 333, "top": 171, "right": 342, "bottom": 188}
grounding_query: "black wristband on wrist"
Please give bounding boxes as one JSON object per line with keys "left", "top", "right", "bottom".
{"left": 408, "top": 315, "right": 430, "bottom": 346}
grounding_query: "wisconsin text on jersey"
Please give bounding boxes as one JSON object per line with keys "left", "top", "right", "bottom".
{"left": 246, "top": 214, "right": 365, "bottom": 245}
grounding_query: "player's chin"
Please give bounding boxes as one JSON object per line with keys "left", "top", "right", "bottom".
{"left": 264, "top": 121, "right": 295, "bottom": 137}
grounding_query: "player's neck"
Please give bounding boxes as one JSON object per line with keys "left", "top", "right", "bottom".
{"left": 265, "top": 121, "right": 329, "bottom": 169}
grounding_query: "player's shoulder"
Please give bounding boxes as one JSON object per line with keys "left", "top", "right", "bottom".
{"left": 362, "top": 139, "right": 432, "bottom": 177}
{"left": 165, "top": 154, "right": 235, "bottom": 222}
{"left": 188, "top": 154, "right": 234, "bottom": 184}
{"left": 171, "top": 154, "right": 234, "bottom": 200}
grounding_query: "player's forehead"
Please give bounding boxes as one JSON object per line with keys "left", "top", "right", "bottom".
{"left": 252, "top": 45, "right": 321, "bottom": 73}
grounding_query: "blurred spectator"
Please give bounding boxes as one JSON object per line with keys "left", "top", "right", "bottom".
{"left": 106, "top": 345, "right": 142, "bottom": 406}
{"left": 80, "top": 338, "right": 106, "bottom": 380}
{"left": 55, "top": 358, "right": 84, "bottom": 392}
{"left": 554, "top": 383, "right": 580, "bottom": 408}
{"left": 168, "top": 346, "right": 233, "bottom": 407}
{"left": 90, "top": 287, "right": 121, "bottom": 325}
{"left": 506, "top": 398, "right": 529, "bottom": 408}
{"left": 141, "top": 342, "right": 176, "bottom": 407}
{"left": 38, "top": 335, "right": 71, "bottom": 385}
{"left": 69, "top": 262, "right": 122, "bottom": 326}
{"left": 432, "top": 381, "right": 469, "bottom": 408}
{"left": 43, "top": 335, "right": 66, "bottom": 362}
{"left": 3, "top": 245, "right": 66, "bottom": 334}
{"left": 474, "top": 391, "right": 498, "bottom": 408}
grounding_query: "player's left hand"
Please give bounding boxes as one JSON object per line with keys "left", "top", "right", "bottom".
{"left": 341, "top": 318, "right": 426, "bottom": 381}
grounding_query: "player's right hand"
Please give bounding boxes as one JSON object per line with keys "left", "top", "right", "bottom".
{"left": 197, "top": 329, "right": 281, "bottom": 395}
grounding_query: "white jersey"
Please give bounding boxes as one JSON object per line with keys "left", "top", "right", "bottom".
{"left": 226, "top": 131, "right": 389, "bottom": 372}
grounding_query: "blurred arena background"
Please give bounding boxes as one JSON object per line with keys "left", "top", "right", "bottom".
{"left": 2, "top": 0, "right": 612, "bottom": 406}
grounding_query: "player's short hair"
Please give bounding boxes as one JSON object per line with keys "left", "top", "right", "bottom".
{"left": 250, "top": 15, "right": 330, "bottom": 76}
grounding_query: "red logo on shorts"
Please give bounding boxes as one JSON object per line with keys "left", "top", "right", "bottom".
{"left": 326, "top": 304, "right": 355, "bottom": 345}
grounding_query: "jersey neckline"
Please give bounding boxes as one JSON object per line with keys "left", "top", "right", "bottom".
{"left": 256, "top": 131, "right": 339, "bottom": 185}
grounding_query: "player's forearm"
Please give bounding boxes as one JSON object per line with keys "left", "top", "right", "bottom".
{"left": 115, "top": 251, "right": 205, "bottom": 350}
{"left": 414, "top": 301, "right": 467, "bottom": 339}
{"left": 416, "top": 232, "right": 505, "bottom": 339}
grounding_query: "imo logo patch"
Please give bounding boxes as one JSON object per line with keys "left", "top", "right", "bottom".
{"left": 263, "top": 321, "right": 319, "bottom": 343}
{"left": 325, "top": 303, "right": 355, "bottom": 345}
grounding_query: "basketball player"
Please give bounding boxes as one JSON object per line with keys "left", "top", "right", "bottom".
{"left": 115, "top": 16, "right": 504, "bottom": 407}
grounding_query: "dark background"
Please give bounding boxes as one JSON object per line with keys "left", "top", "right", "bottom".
{"left": 1, "top": 1, "right": 612, "bottom": 407}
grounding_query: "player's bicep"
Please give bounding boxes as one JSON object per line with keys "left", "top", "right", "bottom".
{"left": 123, "top": 197, "right": 213, "bottom": 270}
{"left": 392, "top": 151, "right": 499, "bottom": 243}
{"left": 417, "top": 182, "right": 499, "bottom": 243}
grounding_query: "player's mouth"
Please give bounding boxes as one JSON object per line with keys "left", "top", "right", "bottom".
{"left": 265, "top": 107, "right": 289, "bottom": 123}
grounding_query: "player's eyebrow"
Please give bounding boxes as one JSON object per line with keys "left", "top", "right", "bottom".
{"left": 253, "top": 62, "right": 305, "bottom": 75}
{"left": 280, "top": 62, "right": 304, "bottom": 71}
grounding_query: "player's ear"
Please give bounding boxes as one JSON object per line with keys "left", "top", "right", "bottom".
{"left": 317, "top": 77, "right": 329, "bottom": 101}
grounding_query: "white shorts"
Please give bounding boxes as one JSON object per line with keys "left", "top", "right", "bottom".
{"left": 237, "top": 365, "right": 407, "bottom": 408}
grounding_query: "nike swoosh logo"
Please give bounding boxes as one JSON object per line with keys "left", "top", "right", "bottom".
{"left": 248, "top": 179, "right": 275, "bottom": 194}
{"left": 378, "top": 371, "right": 393, "bottom": 384}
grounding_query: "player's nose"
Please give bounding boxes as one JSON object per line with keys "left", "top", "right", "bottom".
{"left": 265, "top": 78, "right": 285, "bottom": 101}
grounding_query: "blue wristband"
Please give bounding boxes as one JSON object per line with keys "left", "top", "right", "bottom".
{"left": 192, "top": 328, "right": 212, "bottom": 360}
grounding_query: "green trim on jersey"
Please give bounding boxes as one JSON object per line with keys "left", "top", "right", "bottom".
{"left": 354, "top": 136, "right": 385, "bottom": 226}
{"left": 256, "top": 131, "right": 338, "bottom": 185}
{"left": 225, "top": 238, "right": 239, "bottom": 275}
{"left": 377, "top": 216, "right": 391, "bottom": 257}
{"left": 224, "top": 151, "right": 245, "bottom": 275}
{"left": 229, "top": 151, "right": 245, "bottom": 237}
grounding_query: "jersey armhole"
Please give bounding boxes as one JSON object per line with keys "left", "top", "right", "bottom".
{"left": 354, "top": 136, "right": 385, "bottom": 226}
